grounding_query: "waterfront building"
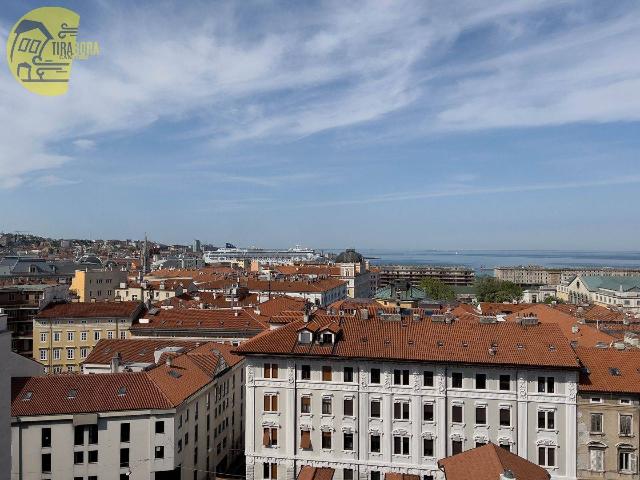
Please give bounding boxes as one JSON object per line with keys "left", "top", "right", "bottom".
{"left": 377, "top": 265, "right": 475, "bottom": 288}
{"left": 236, "top": 310, "right": 580, "bottom": 480}
{"left": 557, "top": 276, "right": 640, "bottom": 313}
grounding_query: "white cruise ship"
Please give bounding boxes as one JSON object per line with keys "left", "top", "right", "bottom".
{"left": 203, "top": 244, "right": 322, "bottom": 264}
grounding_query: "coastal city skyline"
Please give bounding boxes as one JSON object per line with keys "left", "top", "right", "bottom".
{"left": 2, "top": 1, "right": 640, "bottom": 249}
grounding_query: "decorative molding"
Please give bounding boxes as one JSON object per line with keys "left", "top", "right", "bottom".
{"left": 247, "top": 366, "right": 255, "bottom": 385}
{"left": 413, "top": 371, "right": 421, "bottom": 391}
{"left": 536, "top": 437, "right": 557, "bottom": 446}
{"left": 384, "top": 372, "right": 391, "bottom": 389}
{"left": 392, "top": 427, "right": 410, "bottom": 436}
{"left": 567, "top": 381, "right": 577, "bottom": 402}
{"left": 287, "top": 365, "right": 295, "bottom": 385}
{"left": 437, "top": 373, "right": 446, "bottom": 394}
{"left": 518, "top": 375, "right": 527, "bottom": 399}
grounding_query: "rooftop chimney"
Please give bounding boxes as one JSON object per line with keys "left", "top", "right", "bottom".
{"left": 110, "top": 352, "right": 122, "bottom": 373}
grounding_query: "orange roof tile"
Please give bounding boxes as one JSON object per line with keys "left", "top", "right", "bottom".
{"left": 36, "top": 301, "right": 143, "bottom": 319}
{"left": 297, "top": 466, "right": 335, "bottom": 480}
{"left": 575, "top": 346, "right": 640, "bottom": 394}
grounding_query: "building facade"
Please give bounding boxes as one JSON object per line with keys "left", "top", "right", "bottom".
{"left": 236, "top": 312, "right": 580, "bottom": 480}
{"left": 557, "top": 276, "right": 640, "bottom": 313}
{"left": 378, "top": 266, "right": 475, "bottom": 288}
{"left": 70, "top": 268, "right": 128, "bottom": 302}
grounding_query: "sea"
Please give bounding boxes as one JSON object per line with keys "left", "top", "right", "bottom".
{"left": 325, "top": 250, "right": 640, "bottom": 276}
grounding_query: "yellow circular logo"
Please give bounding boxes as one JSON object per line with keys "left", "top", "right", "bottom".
{"left": 6, "top": 7, "right": 80, "bottom": 96}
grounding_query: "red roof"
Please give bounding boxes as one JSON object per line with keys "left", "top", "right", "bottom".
{"left": 83, "top": 338, "right": 202, "bottom": 365}
{"left": 575, "top": 346, "right": 640, "bottom": 394}
{"left": 235, "top": 313, "right": 579, "bottom": 369}
{"left": 297, "top": 466, "right": 335, "bottom": 480}
{"left": 132, "top": 308, "right": 267, "bottom": 333}
{"left": 256, "top": 295, "right": 308, "bottom": 317}
{"left": 36, "top": 301, "right": 143, "bottom": 319}
{"left": 438, "top": 443, "right": 550, "bottom": 480}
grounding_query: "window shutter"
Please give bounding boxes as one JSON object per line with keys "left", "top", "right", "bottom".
{"left": 631, "top": 453, "right": 637, "bottom": 473}
{"left": 264, "top": 364, "right": 270, "bottom": 378}
{"left": 300, "top": 430, "right": 311, "bottom": 449}
{"left": 272, "top": 364, "right": 278, "bottom": 378}
{"left": 272, "top": 428, "right": 278, "bottom": 445}
{"left": 264, "top": 395, "right": 270, "bottom": 411}
{"left": 272, "top": 395, "right": 278, "bottom": 411}
{"left": 271, "top": 463, "right": 278, "bottom": 480}
{"left": 263, "top": 428, "right": 270, "bottom": 447}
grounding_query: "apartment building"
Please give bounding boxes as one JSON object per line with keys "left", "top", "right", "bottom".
{"left": 378, "top": 265, "right": 475, "bottom": 288}
{"left": 70, "top": 268, "right": 128, "bottom": 302}
{"left": 0, "top": 283, "right": 69, "bottom": 356}
{"left": 10, "top": 340, "right": 244, "bottom": 480}
{"left": 575, "top": 346, "right": 640, "bottom": 479}
{"left": 33, "top": 301, "right": 145, "bottom": 372}
{"left": 115, "top": 279, "right": 198, "bottom": 302}
{"left": 236, "top": 311, "right": 580, "bottom": 480}
{"left": 495, "top": 267, "right": 640, "bottom": 287}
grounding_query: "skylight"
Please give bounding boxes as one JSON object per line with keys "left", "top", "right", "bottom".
{"left": 67, "top": 389, "right": 77, "bottom": 399}
{"left": 22, "top": 391, "right": 33, "bottom": 401}
{"left": 117, "top": 386, "right": 127, "bottom": 396}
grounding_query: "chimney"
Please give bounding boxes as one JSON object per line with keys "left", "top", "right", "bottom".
{"left": 110, "top": 352, "right": 121, "bottom": 373}
{"left": 500, "top": 471, "right": 516, "bottom": 480}
{"left": 166, "top": 356, "right": 172, "bottom": 367}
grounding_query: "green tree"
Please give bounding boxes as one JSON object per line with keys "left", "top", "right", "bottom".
{"left": 543, "top": 296, "right": 564, "bottom": 304}
{"left": 420, "top": 277, "right": 456, "bottom": 302}
{"left": 474, "top": 276, "right": 523, "bottom": 302}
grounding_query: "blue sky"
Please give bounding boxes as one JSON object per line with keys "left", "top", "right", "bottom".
{"left": 1, "top": 0, "right": 639, "bottom": 250}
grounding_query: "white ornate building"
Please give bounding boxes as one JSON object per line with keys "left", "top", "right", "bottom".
{"left": 236, "top": 311, "right": 580, "bottom": 480}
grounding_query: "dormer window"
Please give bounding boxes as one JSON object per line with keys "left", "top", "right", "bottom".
{"left": 298, "top": 330, "right": 312, "bottom": 344}
{"left": 321, "top": 332, "right": 334, "bottom": 344}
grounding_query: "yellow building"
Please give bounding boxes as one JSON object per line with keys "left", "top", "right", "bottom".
{"left": 70, "top": 268, "right": 128, "bottom": 302}
{"left": 33, "top": 301, "right": 144, "bottom": 373}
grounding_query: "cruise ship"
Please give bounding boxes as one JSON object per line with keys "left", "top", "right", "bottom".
{"left": 203, "top": 244, "right": 322, "bottom": 264}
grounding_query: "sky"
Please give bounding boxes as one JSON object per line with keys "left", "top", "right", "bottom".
{"left": 1, "top": 0, "right": 640, "bottom": 250}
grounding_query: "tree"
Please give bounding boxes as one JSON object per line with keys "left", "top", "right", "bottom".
{"left": 420, "top": 277, "right": 456, "bottom": 302}
{"left": 474, "top": 276, "right": 523, "bottom": 302}
{"left": 543, "top": 296, "right": 564, "bottom": 304}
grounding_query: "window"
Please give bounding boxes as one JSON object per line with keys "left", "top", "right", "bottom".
{"left": 394, "top": 369, "right": 410, "bottom": 385}
{"left": 370, "top": 399, "right": 381, "bottom": 418}
{"left": 343, "top": 432, "right": 353, "bottom": 450}
{"left": 74, "top": 425, "right": 84, "bottom": 445}
{"left": 301, "top": 365, "right": 311, "bottom": 380}
{"left": 40, "top": 332, "right": 47, "bottom": 342}
{"left": 394, "top": 436, "right": 410, "bottom": 455}
{"left": 67, "top": 331, "right": 74, "bottom": 341}
{"left": 263, "top": 363, "right": 278, "bottom": 378}
{"left": 344, "top": 398, "right": 354, "bottom": 416}
{"left": 476, "top": 406, "right": 487, "bottom": 425}
{"left": 499, "top": 375, "right": 510, "bottom": 391}
{"left": 452, "top": 405, "right": 463, "bottom": 423}
{"left": 371, "top": 472, "right": 380, "bottom": 480}
{"left": 53, "top": 331, "right": 61, "bottom": 342}
{"left": 322, "top": 431, "right": 332, "bottom": 449}
{"left": 423, "top": 403, "right": 434, "bottom": 422}
{"left": 344, "top": 469, "right": 354, "bottom": 480}
{"left": 67, "top": 348, "right": 74, "bottom": 360}
{"left": 39, "top": 349, "right": 47, "bottom": 361}
{"left": 452, "top": 440, "right": 463, "bottom": 455}
{"left": 537, "top": 376, "right": 555, "bottom": 393}
{"left": 154, "top": 420, "right": 165, "bottom": 434}
{"left": 538, "top": 410, "right": 555, "bottom": 430}
{"left": 322, "top": 366, "right": 332, "bottom": 381}
{"left": 80, "top": 347, "right": 88, "bottom": 358}
{"left": 299, "top": 330, "right": 313, "bottom": 343}
{"left": 394, "top": 400, "right": 410, "bottom": 420}
{"left": 88, "top": 450, "right": 98, "bottom": 463}
{"left": 300, "top": 430, "right": 311, "bottom": 449}
{"left": 370, "top": 434, "right": 381, "bottom": 453}
{"left": 94, "top": 330, "right": 100, "bottom": 341}
{"left": 153, "top": 445, "right": 164, "bottom": 459}
{"left": 264, "top": 394, "right": 278, "bottom": 412}
{"left": 41, "top": 428, "right": 51, "bottom": 448}
{"left": 618, "top": 449, "right": 636, "bottom": 473}
{"left": 591, "top": 396, "right": 602, "bottom": 403}
{"left": 74, "top": 451, "right": 84, "bottom": 464}
{"left": 590, "top": 413, "right": 603, "bottom": 433}
{"left": 620, "top": 415, "right": 633, "bottom": 436}
{"left": 120, "top": 422, "right": 131, "bottom": 442}
{"left": 88, "top": 425, "right": 98, "bottom": 444}
{"left": 301, "top": 396, "right": 311, "bottom": 414}
{"left": 343, "top": 366, "right": 354, "bottom": 382}
{"left": 452, "top": 372, "right": 463, "bottom": 388}
{"left": 322, "top": 397, "right": 332, "bottom": 415}
{"left": 476, "top": 373, "right": 486, "bottom": 390}
{"left": 423, "top": 438, "right": 434, "bottom": 456}
{"left": 538, "top": 446, "right": 556, "bottom": 467}
{"left": 590, "top": 448, "right": 604, "bottom": 472}
{"left": 370, "top": 368, "right": 381, "bottom": 384}
{"left": 263, "top": 462, "right": 278, "bottom": 480}
{"left": 263, "top": 427, "right": 278, "bottom": 447}
{"left": 42, "top": 453, "right": 51, "bottom": 473}
{"left": 53, "top": 348, "right": 61, "bottom": 360}
{"left": 120, "top": 448, "right": 130, "bottom": 468}
{"left": 499, "top": 407, "right": 511, "bottom": 427}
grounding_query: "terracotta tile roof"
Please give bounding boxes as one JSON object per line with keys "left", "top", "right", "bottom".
{"left": 11, "top": 372, "right": 173, "bottom": 416}
{"left": 235, "top": 313, "right": 579, "bottom": 369}
{"left": 479, "top": 303, "right": 531, "bottom": 315}
{"left": 157, "top": 292, "right": 258, "bottom": 309}
{"left": 504, "top": 304, "right": 617, "bottom": 347}
{"left": 552, "top": 304, "right": 635, "bottom": 323}
{"left": 83, "top": 338, "right": 202, "bottom": 365}
{"left": 276, "top": 265, "right": 341, "bottom": 276}
{"left": 13, "top": 340, "right": 240, "bottom": 417}
{"left": 385, "top": 474, "right": 419, "bottom": 480}
{"left": 575, "top": 346, "right": 640, "bottom": 394}
{"left": 438, "top": 443, "right": 550, "bottom": 480}
{"left": 36, "top": 301, "right": 144, "bottom": 319}
{"left": 297, "top": 466, "right": 335, "bottom": 480}
{"left": 256, "top": 295, "right": 308, "bottom": 317}
{"left": 131, "top": 307, "right": 268, "bottom": 333}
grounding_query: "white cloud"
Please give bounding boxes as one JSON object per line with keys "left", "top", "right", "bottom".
{"left": 72, "top": 139, "right": 96, "bottom": 150}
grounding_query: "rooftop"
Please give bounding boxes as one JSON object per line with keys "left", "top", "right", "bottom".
{"left": 36, "top": 301, "right": 144, "bottom": 319}
{"left": 576, "top": 346, "right": 640, "bottom": 394}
